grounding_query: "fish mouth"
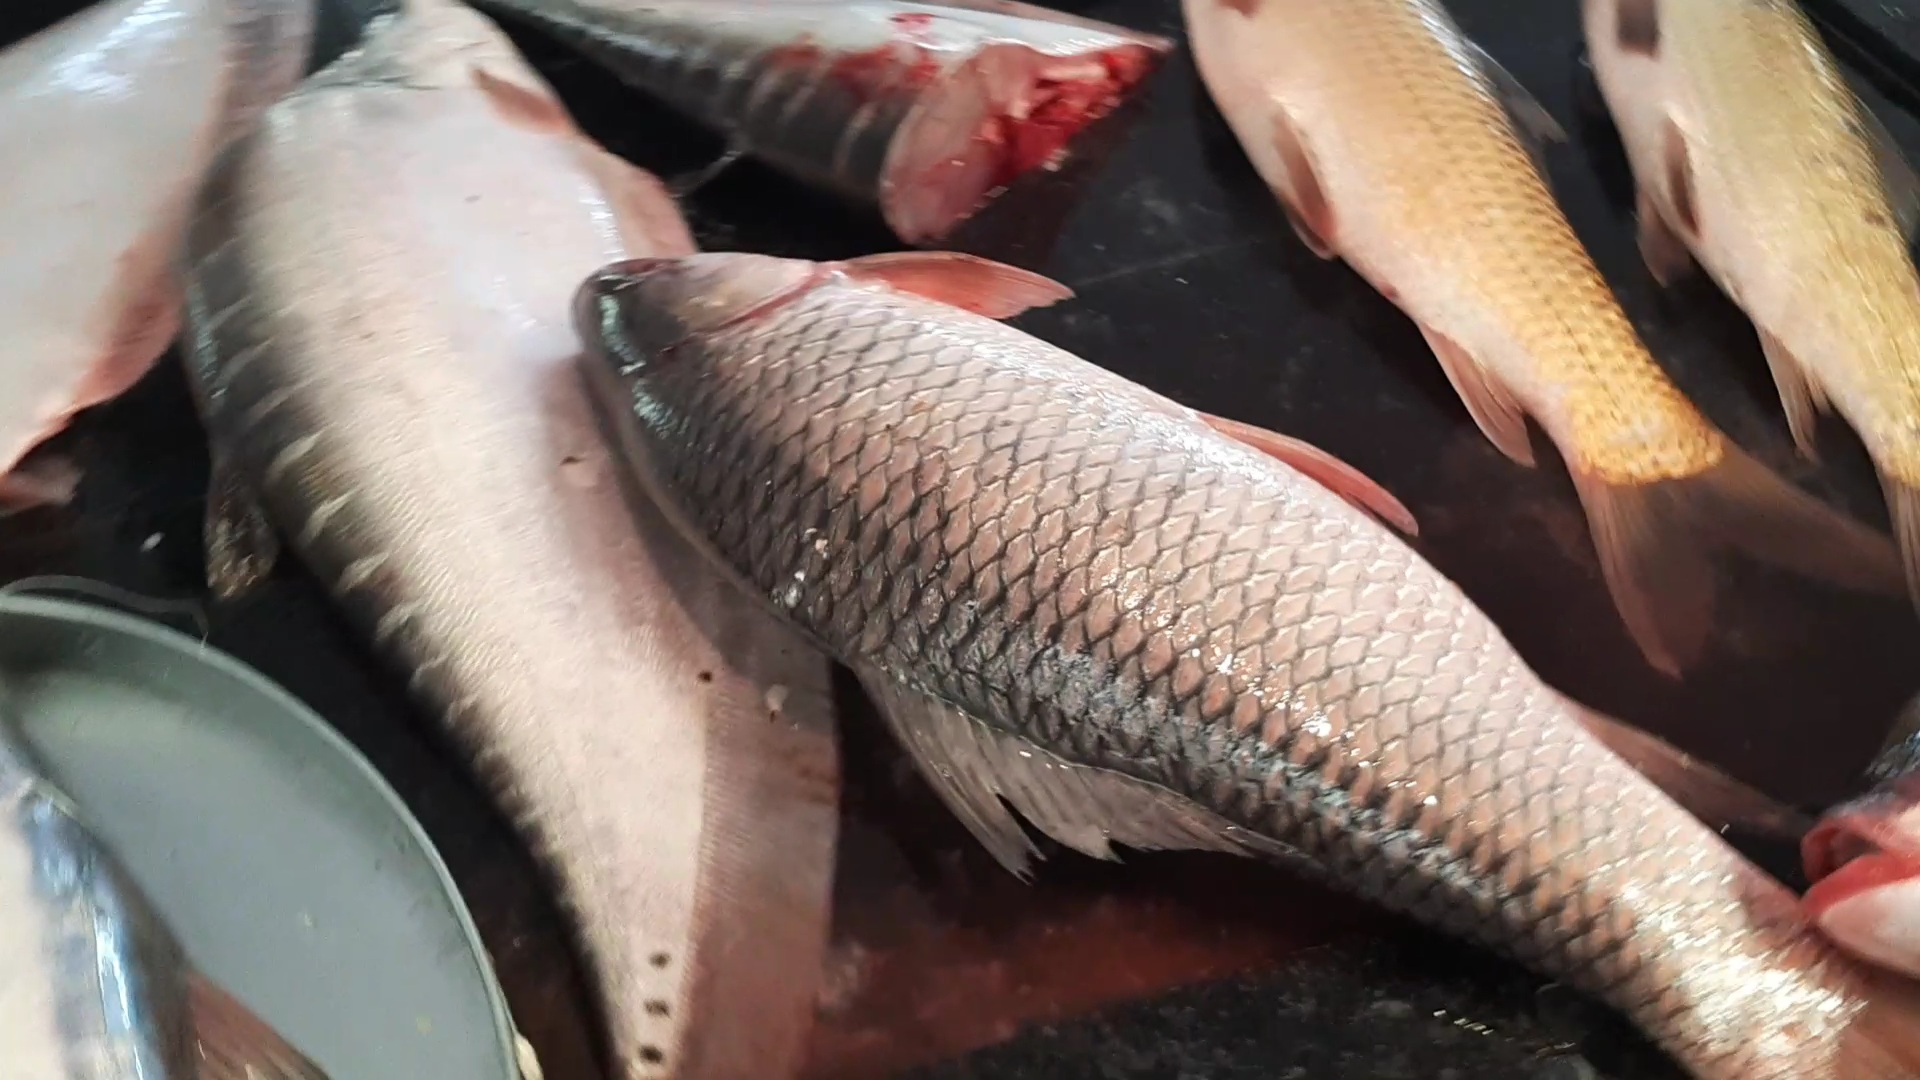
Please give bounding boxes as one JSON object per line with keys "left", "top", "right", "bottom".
{"left": 1803, "top": 776, "right": 1920, "bottom": 978}
{"left": 880, "top": 40, "right": 1166, "bottom": 244}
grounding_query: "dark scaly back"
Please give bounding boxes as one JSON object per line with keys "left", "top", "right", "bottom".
{"left": 597, "top": 269, "right": 1904, "bottom": 1077}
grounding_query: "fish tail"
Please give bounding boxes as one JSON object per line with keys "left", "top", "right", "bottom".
{"left": 1570, "top": 444, "right": 1901, "bottom": 676}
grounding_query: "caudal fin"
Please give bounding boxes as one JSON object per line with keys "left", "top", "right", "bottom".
{"left": 1569, "top": 446, "right": 1902, "bottom": 676}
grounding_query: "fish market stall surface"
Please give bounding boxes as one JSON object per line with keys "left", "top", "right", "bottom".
{"left": 3, "top": 0, "right": 1919, "bottom": 1078}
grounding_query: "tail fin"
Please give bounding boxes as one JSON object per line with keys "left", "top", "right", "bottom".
{"left": 1569, "top": 445, "right": 1903, "bottom": 676}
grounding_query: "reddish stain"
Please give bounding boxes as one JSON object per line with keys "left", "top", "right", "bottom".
{"left": 763, "top": 38, "right": 826, "bottom": 71}
{"left": 829, "top": 43, "right": 941, "bottom": 102}
{"left": 1220, "top": 0, "right": 1262, "bottom": 13}
{"left": 983, "top": 48, "right": 1162, "bottom": 191}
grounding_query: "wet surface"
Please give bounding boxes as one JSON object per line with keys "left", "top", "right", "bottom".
{"left": 4, "top": 0, "right": 1920, "bottom": 1078}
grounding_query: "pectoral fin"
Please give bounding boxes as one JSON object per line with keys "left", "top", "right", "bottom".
{"left": 205, "top": 453, "right": 280, "bottom": 601}
{"left": 1757, "top": 328, "right": 1829, "bottom": 459}
{"left": 186, "top": 971, "right": 331, "bottom": 1079}
{"left": 857, "top": 668, "right": 1293, "bottom": 878}
{"left": 1267, "top": 108, "right": 1338, "bottom": 259}
{"left": 0, "top": 453, "right": 81, "bottom": 515}
{"left": 1636, "top": 187, "right": 1694, "bottom": 286}
{"left": 1194, "top": 410, "right": 1418, "bottom": 534}
{"left": 1419, "top": 325, "right": 1537, "bottom": 466}
{"left": 835, "top": 252, "right": 1074, "bottom": 319}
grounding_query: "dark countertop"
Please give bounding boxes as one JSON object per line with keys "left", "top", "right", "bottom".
{"left": 3, "top": 1, "right": 1917, "bottom": 1078}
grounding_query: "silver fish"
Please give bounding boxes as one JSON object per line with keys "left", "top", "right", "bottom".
{"left": 179, "top": 3, "right": 840, "bottom": 1078}
{"left": 0, "top": 680, "right": 331, "bottom": 1079}
{"left": 0, "top": 0, "right": 313, "bottom": 512}
{"left": 468, "top": 0, "right": 1174, "bottom": 243}
{"left": 576, "top": 248, "right": 1920, "bottom": 1079}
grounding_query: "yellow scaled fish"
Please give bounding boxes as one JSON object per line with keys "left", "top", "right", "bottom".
{"left": 1583, "top": 0, "right": 1920, "bottom": 611}
{"left": 1183, "top": 0, "right": 1901, "bottom": 676}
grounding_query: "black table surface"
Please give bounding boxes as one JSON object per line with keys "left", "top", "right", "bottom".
{"left": 4, "top": 1, "right": 1919, "bottom": 1078}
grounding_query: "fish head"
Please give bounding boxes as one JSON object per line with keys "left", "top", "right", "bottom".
{"left": 1803, "top": 773, "right": 1920, "bottom": 980}
{"left": 574, "top": 253, "right": 822, "bottom": 370}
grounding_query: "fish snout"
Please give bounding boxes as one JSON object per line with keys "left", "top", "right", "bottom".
{"left": 1804, "top": 776, "right": 1920, "bottom": 980}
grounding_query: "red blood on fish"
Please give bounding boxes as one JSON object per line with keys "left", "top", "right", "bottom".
{"left": 983, "top": 50, "right": 1146, "bottom": 190}
{"left": 830, "top": 43, "right": 940, "bottom": 101}
{"left": 762, "top": 37, "right": 825, "bottom": 72}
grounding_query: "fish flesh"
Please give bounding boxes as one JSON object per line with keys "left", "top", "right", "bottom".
{"left": 1582, "top": 0, "right": 1920, "bottom": 613}
{"left": 0, "top": 679, "right": 331, "bottom": 1079}
{"left": 0, "top": 0, "right": 313, "bottom": 511}
{"left": 576, "top": 247, "right": 1920, "bottom": 1079}
{"left": 1182, "top": 0, "right": 1900, "bottom": 676}
{"left": 1804, "top": 692, "right": 1920, "bottom": 980}
{"left": 467, "top": 0, "right": 1174, "bottom": 244}
{"left": 178, "top": 3, "right": 840, "bottom": 1078}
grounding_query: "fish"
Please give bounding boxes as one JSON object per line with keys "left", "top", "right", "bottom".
{"left": 177, "top": 3, "right": 841, "bottom": 1078}
{"left": 1180, "top": 0, "right": 1901, "bottom": 677}
{"left": 0, "top": 0, "right": 313, "bottom": 512}
{"left": 1582, "top": 0, "right": 1920, "bottom": 613}
{"left": 575, "top": 247, "right": 1920, "bottom": 1079}
{"left": 465, "top": 0, "right": 1174, "bottom": 244}
{"left": 0, "top": 679, "right": 332, "bottom": 1079}
{"left": 1804, "top": 692, "right": 1920, "bottom": 981}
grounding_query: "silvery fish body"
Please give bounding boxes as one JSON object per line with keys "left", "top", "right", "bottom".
{"left": 577, "top": 249, "right": 1920, "bottom": 1080}
{"left": 0, "top": 0, "right": 312, "bottom": 510}
{"left": 471, "top": 0, "right": 1173, "bottom": 243}
{"left": 0, "top": 687, "right": 330, "bottom": 1079}
{"left": 179, "top": 3, "right": 840, "bottom": 1078}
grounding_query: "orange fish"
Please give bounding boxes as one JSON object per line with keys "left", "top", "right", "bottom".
{"left": 1183, "top": 0, "right": 1900, "bottom": 675}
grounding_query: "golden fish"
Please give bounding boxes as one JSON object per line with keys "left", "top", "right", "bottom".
{"left": 1183, "top": 0, "right": 1900, "bottom": 675}
{"left": 1584, "top": 0, "right": 1920, "bottom": 611}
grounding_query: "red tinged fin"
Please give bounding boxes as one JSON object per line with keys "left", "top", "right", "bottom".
{"left": 0, "top": 454, "right": 81, "bottom": 515}
{"left": 1419, "top": 326, "right": 1536, "bottom": 466}
{"left": 1571, "top": 706, "right": 1812, "bottom": 838}
{"left": 471, "top": 66, "right": 576, "bottom": 134}
{"left": 835, "top": 252, "right": 1073, "bottom": 318}
{"left": 1569, "top": 446, "right": 1902, "bottom": 677}
{"left": 1196, "top": 411, "right": 1418, "bottom": 535}
{"left": 1269, "top": 111, "right": 1337, "bottom": 259}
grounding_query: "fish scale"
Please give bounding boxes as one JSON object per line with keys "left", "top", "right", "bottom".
{"left": 583, "top": 251, "right": 1920, "bottom": 1078}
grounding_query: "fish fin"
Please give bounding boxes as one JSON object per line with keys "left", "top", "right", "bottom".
{"left": 1636, "top": 186, "right": 1694, "bottom": 286}
{"left": 670, "top": 144, "right": 747, "bottom": 199}
{"left": 1616, "top": 0, "right": 1660, "bottom": 56}
{"left": 1193, "top": 410, "right": 1418, "bottom": 534}
{"left": 471, "top": 66, "right": 576, "bottom": 135}
{"left": 1570, "top": 446, "right": 1902, "bottom": 676}
{"left": 1571, "top": 704, "right": 1813, "bottom": 838}
{"left": 185, "top": 971, "right": 331, "bottom": 1079}
{"left": 858, "top": 669, "right": 1285, "bottom": 879}
{"left": 1462, "top": 39, "right": 1567, "bottom": 179}
{"left": 1267, "top": 108, "right": 1338, "bottom": 258}
{"left": 1662, "top": 116, "right": 1701, "bottom": 239}
{"left": 1757, "top": 327, "right": 1829, "bottom": 459}
{"left": 1418, "top": 325, "right": 1537, "bottom": 466}
{"left": 1883, "top": 474, "right": 1920, "bottom": 613}
{"left": 203, "top": 454, "right": 280, "bottom": 602}
{"left": 835, "top": 252, "right": 1074, "bottom": 319}
{"left": 0, "top": 454, "right": 82, "bottom": 515}
{"left": 1855, "top": 101, "right": 1920, "bottom": 242}
{"left": 81, "top": 269, "right": 181, "bottom": 409}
